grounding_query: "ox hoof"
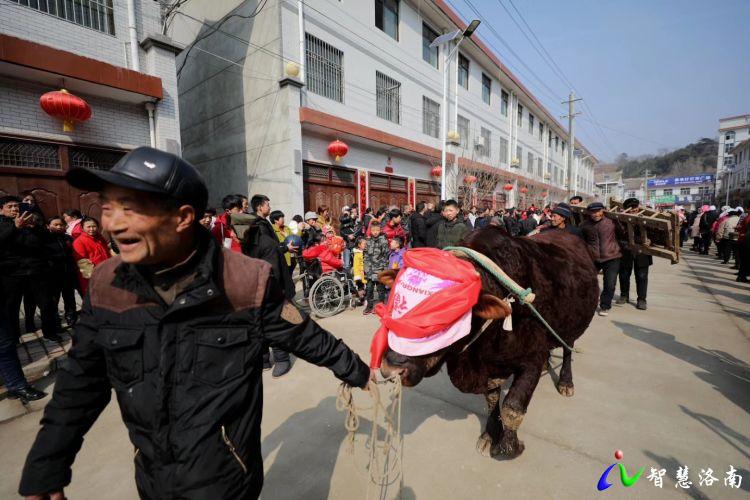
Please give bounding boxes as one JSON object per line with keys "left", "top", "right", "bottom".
{"left": 491, "top": 436, "right": 525, "bottom": 459}
{"left": 476, "top": 432, "right": 494, "bottom": 457}
{"left": 557, "top": 382, "right": 575, "bottom": 397}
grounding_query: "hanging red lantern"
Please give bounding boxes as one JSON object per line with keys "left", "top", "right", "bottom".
{"left": 327, "top": 139, "right": 349, "bottom": 161}
{"left": 520, "top": 187, "right": 528, "bottom": 194}
{"left": 39, "top": 89, "right": 92, "bottom": 132}
{"left": 463, "top": 175, "right": 477, "bottom": 184}
{"left": 431, "top": 166, "right": 442, "bottom": 178}
{"left": 503, "top": 183, "right": 513, "bottom": 191}
{"left": 542, "top": 190, "right": 548, "bottom": 197}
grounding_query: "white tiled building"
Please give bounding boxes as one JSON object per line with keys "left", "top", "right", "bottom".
{"left": 171, "top": 0, "right": 596, "bottom": 217}
{"left": 0, "top": 0, "right": 182, "bottom": 218}
{"left": 716, "top": 114, "right": 750, "bottom": 200}
{"left": 727, "top": 139, "right": 750, "bottom": 207}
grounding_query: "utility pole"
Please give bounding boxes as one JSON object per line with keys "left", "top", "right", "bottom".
{"left": 562, "top": 91, "right": 582, "bottom": 199}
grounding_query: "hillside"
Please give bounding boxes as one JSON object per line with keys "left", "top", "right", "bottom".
{"left": 611, "top": 138, "right": 718, "bottom": 178}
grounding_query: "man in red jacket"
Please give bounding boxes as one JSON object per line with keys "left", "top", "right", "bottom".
{"left": 580, "top": 202, "right": 622, "bottom": 316}
{"left": 211, "top": 194, "right": 243, "bottom": 252}
{"left": 381, "top": 208, "right": 406, "bottom": 244}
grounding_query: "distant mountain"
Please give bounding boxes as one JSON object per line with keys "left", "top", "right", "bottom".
{"left": 605, "top": 138, "right": 718, "bottom": 178}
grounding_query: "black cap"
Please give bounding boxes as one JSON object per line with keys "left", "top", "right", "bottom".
{"left": 587, "top": 202, "right": 605, "bottom": 211}
{"left": 67, "top": 147, "right": 208, "bottom": 214}
{"left": 552, "top": 206, "right": 571, "bottom": 218}
{"left": 623, "top": 197, "right": 640, "bottom": 209}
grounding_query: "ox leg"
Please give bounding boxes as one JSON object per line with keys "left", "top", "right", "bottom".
{"left": 557, "top": 346, "right": 575, "bottom": 397}
{"left": 476, "top": 378, "right": 506, "bottom": 457}
{"left": 491, "top": 359, "right": 544, "bottom": 459}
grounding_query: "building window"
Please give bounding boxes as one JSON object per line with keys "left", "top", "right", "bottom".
{"left": 375, "top": 0, "right": 399, "bottom": 40}
{"left": 376, "top": 71, "right": 401, "bottom": 124}
{"left": 501, "top": 90, "right": 509, "bottom": 116}
{"left": 725, "top": 143, "right": 734, "bottom": 154}
{"left": 648, "top": 189, "right": 656, "bottom": 198}
{"left": 663, "top": 188, "right": 673, "bottom": 196}
{"left": 527, "top": 152, "right": 534, "bottom": 174}
{"left": 9, "top": 0, "right": 116, "bottom": 35}
{"left": 698, "top": 186, "right": 710, "bottom": 196}
{"left": 0, "top": 138, "right": 60, "bottom": 169}
{"left": 562, "top": 141, "right": 566, "bottom": 155}
{"left": 481, "top": 74, "right": 491, "bottom": 105}
{"left": 479, "top": 127, "right": 491, "bottom": 157}
{"left": 680, "top": 187, "right": 691, "bottom": 196}
{"left": 516, "top": 145, "right": 522, "bottom": 166}
{"left": 725, "top": 131, "right": 735, "bottom": 142}
{"left": 548, "top": 130, "right": 552, "bottom": 148}
{"left": 555, "top": 136, "right": 559, "bottom": 151}
{"left": 554, "top": 165, "right": 560, "bottom": 185}
{"left": 458, "top": 54, "right": 469, "bottom": 89}
{"left": 423, "top": 96, "right": 440, "bottom": 138}
{"left": 528, "top": 114, "right": 534, "bottom": 133}
{"left": 500, "top": 137, "right": 508, "bottom": 162}
{"left": 422, "top": 23, "right": 439, "bottom": 68}
{"left": 537, "top": 158, "right": 543, "bottom": 178}
{"left": 538, "top": 123, "right": 543, "bottom": 141}
{"left": 305, "top": 33, "right": 344, "bottom": 103}
{"left": 457, "top": 115, "right": 469, "bottom": 148}
{"left": 517, "top": 105, "right": 523, "bottom": 127}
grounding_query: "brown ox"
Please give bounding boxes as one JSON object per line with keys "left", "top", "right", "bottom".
{"left": 380, "top": 226, "right": 599, "bottom": 458}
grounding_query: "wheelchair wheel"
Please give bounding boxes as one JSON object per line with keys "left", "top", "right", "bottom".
{"left": 309, "top": 275, "right": 345, "bottom": 318}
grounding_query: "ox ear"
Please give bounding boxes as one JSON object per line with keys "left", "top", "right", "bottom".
{"left": 474, "top": 293, "right": 512, "bottom": 320}
{"left": 378, "top": 269, "right": 399, "bottom": 287}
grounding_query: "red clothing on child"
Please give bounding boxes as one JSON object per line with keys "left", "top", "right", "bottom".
{"left": 382, "top": 221, "right": 406, "bottom": 243}
{"left": 303, "top": 244, "right": 343, "bottom": 273}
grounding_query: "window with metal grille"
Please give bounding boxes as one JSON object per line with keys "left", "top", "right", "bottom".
{"left": 499, "top": 137, "right": 508, "bottom": 162}
{"left": 527, "top": 152, "right": 534, "bottom": 174}
{"left": 376, "top": 71, "right": 401, "bottom": 124}
{"left": 10, "top": 0, "right": 115, "bottom": 35}
{"left": 69, "top": 147, "right": 124, "bottom": 170}
{"left": 458, "top": 54, "right": 469, "bottom": 89}
{"left": 422, "top": 22, "right": 439, "bottom": 68}
{"left": 479, "top": 127, "right": 491, "bottom": 158}
{"left": 537, "top": 158, "right": 543, "bottom": 178}
{"left": 375, "top": 0, "right": 399, "bottom": 41}
{"left": 0, "top": 138, "right": 60, "bottom": 169}
{"left": 422, "top": 96, "right": 440, "bottom": 138}
{"left": 517, "top": 105, "right": 523, "bottom": 127}
{"left": 528, "top": 114, "right": 534, "bottom": 133}
{"left": 501, "top": 90, "right": 509, "bottom": 116}
{"left": 305, "top": 33, "right": 344, "bottom": 103}
{"left": 482, "top": 74, "right": 491, "bottom": 105}
{"left": 457, "top": 115, "right": 469, "bottom": 149}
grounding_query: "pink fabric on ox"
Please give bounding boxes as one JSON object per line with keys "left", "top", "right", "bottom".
{"left": 387, "top": 267, "right": 474, "bottom": 356}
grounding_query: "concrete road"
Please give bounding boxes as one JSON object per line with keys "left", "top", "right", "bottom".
{"left": 1, "top": 252, "right": 748, "bottom": 499}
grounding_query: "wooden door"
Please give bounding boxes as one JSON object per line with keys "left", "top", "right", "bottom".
{"left": 303, "top": 162, "right": 356, "bottom": 230}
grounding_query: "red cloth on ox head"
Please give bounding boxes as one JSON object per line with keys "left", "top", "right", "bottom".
{"left": 369, "top": 247, "right": 482, "bottom": 369}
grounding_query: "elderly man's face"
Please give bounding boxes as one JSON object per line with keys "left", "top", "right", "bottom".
{"left": 551, "top": 213, "right": 565, "bottom": 227}
{"left": 590, "top": 209, "right": 604, "bottom": 222}
{"left": 101, "top": 185, "right": 195, "bottom": 265}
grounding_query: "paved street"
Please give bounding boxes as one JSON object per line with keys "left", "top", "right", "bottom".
{"left": 1, "top": 251, "right": 748, "bottom": 499}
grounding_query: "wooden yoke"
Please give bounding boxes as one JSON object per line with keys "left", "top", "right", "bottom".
{"left": 569, "top": 201, "right": 681, "bottom": 264}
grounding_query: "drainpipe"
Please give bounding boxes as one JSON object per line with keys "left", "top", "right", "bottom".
{"left": 145, "top": 102, "right": 156, "bottom": 147}
{"left": 127, "top": 0, "right": 140, "bottom": 72}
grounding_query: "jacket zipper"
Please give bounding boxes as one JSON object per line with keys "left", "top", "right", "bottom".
{"left": 221, "top": 425, "right": 248, "bottom": 474}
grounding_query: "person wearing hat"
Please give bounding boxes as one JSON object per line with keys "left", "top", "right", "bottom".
{"left": 301, "top": 210, "right": 322, "bottom": 248}
{"left": 580, "top": 201, "right": 622, "bottom": 316}
{"left": 616, "top": 198, "right": 652, "bottom": 310}
{"left": 18, "top": 147, "right": 370, "bottom": 500}
{"left": 536, "top": 205, "right": 583, "bottom": 239}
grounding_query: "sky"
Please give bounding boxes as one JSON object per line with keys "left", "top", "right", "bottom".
{"left": 445, "top": 0, "right": 750, "bottom": 162}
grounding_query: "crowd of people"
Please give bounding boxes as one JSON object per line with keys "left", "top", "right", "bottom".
{"left": 684, "top": 204, "right": 750, "bottom": 282}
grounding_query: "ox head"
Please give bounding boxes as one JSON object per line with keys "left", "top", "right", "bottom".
{"left": 378, "top": 267, "right": 512, "bottom": 387}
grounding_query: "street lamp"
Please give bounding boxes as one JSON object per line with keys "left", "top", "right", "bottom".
{"left": 430, "top": 19, "right": 481, "bottom": 201}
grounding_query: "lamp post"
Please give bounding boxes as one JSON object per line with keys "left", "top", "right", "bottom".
{"left": 431, "top": 19, "right": 480, "bottom": 201}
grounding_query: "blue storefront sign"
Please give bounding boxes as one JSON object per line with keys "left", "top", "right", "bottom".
{"left": 648, "top": 174, "right": 714, "bottom": 187}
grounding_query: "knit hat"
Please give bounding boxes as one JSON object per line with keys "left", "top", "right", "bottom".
{"left": 369, "top": 248, "right": 482, "bottom": 369}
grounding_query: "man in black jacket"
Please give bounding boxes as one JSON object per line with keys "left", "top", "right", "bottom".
{"left": 424, "top": 202, "right": 443, "bottom": 248}
{"left": 409, "top": 202, "right": 428, "bottom": 247}
{"left": 0, "top": 196, "right": 61, "bottom": 343}
{"left": 18, "top": 147, "right": 370, "bottom": 500}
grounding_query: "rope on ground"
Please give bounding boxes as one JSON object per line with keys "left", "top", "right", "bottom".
{"left": 336, "top": 376, "right": 403, "bottom": 500}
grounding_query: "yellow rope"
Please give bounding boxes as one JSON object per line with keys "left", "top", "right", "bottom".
{"left": 336, "top": 377, "right": 403, "bottom": 500}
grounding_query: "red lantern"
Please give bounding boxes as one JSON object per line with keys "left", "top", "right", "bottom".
{"left": 503, "top": 183, "right": 513, "bottom": 191}
{"left": 542, "top": 191, "right": 548, "bottom": 197}
{"left": 520, "top": 187, "right": 528, "bottom": 194}
{"left": 463, "top": 175, "right": 477, "bottom": 184}
{"left": 39, "top": 89, "right": 91, "bottom": 132}
{"left": 327, "top": 139, "right": 349, "bottom": 161}
{"left": 431, "top": 166, "right": 442, "bottom": 177}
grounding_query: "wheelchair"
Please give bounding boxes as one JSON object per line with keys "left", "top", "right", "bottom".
{"left": 292, "top": 254, "right": 361, "bottom": 318}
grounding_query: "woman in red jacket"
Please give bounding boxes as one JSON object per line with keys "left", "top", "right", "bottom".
{"left": 303, "top": 231, "right": 343, "bottom": 274}
{"left": 72, "top": 217, "right": 111, "bottom": 295}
